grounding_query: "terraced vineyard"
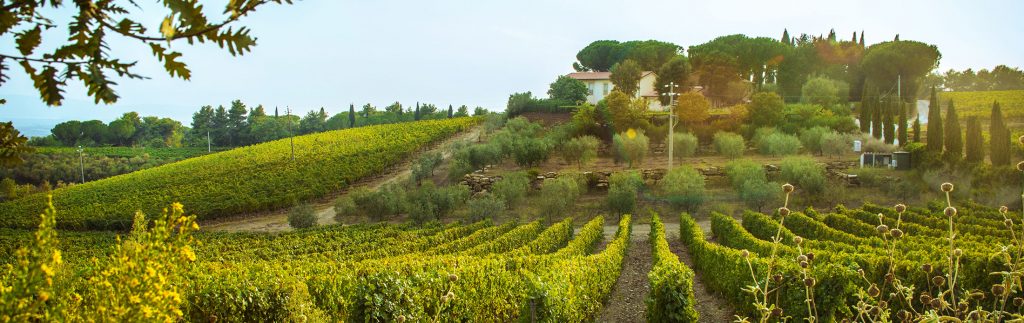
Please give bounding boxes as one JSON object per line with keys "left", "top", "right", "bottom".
{"left": 0, "top": 118, "right": 476, "bottom": 230}
{"left": 683, "top": 199, "right": 1024, "bottom": 321}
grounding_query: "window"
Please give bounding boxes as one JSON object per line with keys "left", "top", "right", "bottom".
{"left": 603, "top": 83, "right": 609, "bottom": 95}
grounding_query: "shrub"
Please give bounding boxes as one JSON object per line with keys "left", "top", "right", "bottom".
{"left": 332, "top": 196, "right": 356, "bottom": 221}
{"left": 820, "top": 132, "right": 852, "bottom": 157}
{"left": 738, "top": 180, "right": 780, "bottom": 212}
{"left": 671, "top": 132, "right": 699, "bottom": 158}
{"left": 860, "top": 135, "right": 896, "bottom": 153}
{"left": 491, "top": 171, "right": 530, "bottom": 208}
{"left": 756, "top": 131, "right": 801, "bottom": 157}
{"left": 538, "top": 177, "right": 582, "bottom": 222}
{"left": 779, "top": 157, "right": 826, "bottom": 196}
{"left": 466, "top": 194, "right": 506, "bottom": 222}
{"left": 407, "top": 182, "right": 469, "bottom": 223}
{"left": 606, "top": 170, "right": 642, "bottom": 215}
{"left": 724, "top": 159, "right": 766, "bottom": 188}
{"left": 607, "top": 183, "right": 637, "bottom": 216}
{"left": 350, "top": 184, "right": 407, "bottom": 221}
{"left": 660, "top": 166, "right": 706, "bottom": 211}
{"left": 560, "top": 135, "right": 600, "bottom": 169}
{"left": 411, "top": 151, "right": 443, "bottom": 182}
{"left": 288, "top": 204, "right": 318, "bottom": 229}
{"left": 613, "top": 130, "right": 649, "bottom": 168}
{"left": 799, "top": 126, "right": 830, "bottom": 155}
{"left": 510, "top": 137, "right": 552, "bottom": 167}
{"left": 713, "top": 132, "right": 745, "bottom": 159}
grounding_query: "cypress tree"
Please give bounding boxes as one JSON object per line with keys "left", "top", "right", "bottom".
{"left": 912, "top": 117, "right": 921, "bottom": 142}
{"left": 871, "top": 96, "right": 883, "bottom": 139}
{"left": 882, "top": 98, "right": 895, "bottom": 144}
{"left": 897, "top": 101, "right": 908, "bottom": 146}
{"left": 965, "top": 116, "right": 984, "bottom": 163}
{"left": 348, "top": 104, "right": 356, "bottom": 128}
{"left": 414, "top": 102, "right": 421, "bottom": 121}
{"left": 851, "top": 31, "right": 857, "bottom": 42}
{"left": 926, "top": 87, "right": 943, "bottom": 152}
{"left": 859, "top": 89, "right": 872, "bottom": 133}
{"left": 893, "top": 34, "right": 900, "bottom": 41}
{"left": 781, "top": 29, "right": 791, "bottom": 45}
{"left": 274, "top": 107, "right": 279, "bottom": 118}
{"left": 448, "top": 104, "right": 453, "bottom": 118}
{"left": 859, "top": 31, "right": 865, "bottom": 47}
{"left": 828, "top": 29, "right": 836, "bottom": 42}
{"left": 944, "top": 100, "right": 962, "bottom": 161}
{"left": 990, "top": 101, "right": 1011, "bottom": 165}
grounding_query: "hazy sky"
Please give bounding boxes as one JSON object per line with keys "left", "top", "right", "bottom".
{"left": 2, "top": 0, "right": 1022, "bottom": 136}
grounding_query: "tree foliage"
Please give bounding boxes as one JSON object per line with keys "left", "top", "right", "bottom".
{"left": 610, "top": 59, "right": 643, "bottom": 96}
{"left": 0, "top": 122, "right": 33, "bottom": 168}
{"left": 548, "top": 75, "right": 589, "bottom": 103}
{"left": 746, "top": 92, "right": 785, "bottom": 128}
{"left": 675, "top": 92, "right": 710, "bottom": 129}
{"left": 944, "top": 100, "right": 962, "bottom": 160}
{"left": 613, "top": 129, "right": 649, "bottom": 168}
{"left": 861, "top": 40, "right": 942, "bottom": 103}
{"left": 1, "top": 0, "right": 294, "bottom": 106}
{"left": 560, "top": 135, "right": 600, "bottom": 169}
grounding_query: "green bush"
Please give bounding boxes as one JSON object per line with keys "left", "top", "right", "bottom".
{"left": 756, "top": 131, "right": 802, "bottom": 156}
{"left": 538, "top": 177, "right": 582, "bottom": 222}
{"left": 671, "top": 132, "right": 699, "bottom": 158}
{"left": 288, "top": 204, "right": 318, "bottom": 229}
{"left": 613, "top": 130, "right": 649, "bottom": 168}
{"left": 332, "top": 196, "right": 356, "bottom": 221}
{"left": 491, "top": 171, "right": 530, "bottom": 208}
{"left": 820, "top": 131, "right": 852, "bottom": 157}
{"left": 724, "top": 159, "right": 765, "bottom": 188}
{"left": 609, "top": 170, "right": 643, "bottom": 191}
{"left": 660, "top": 166, "right": 706, "bottom": 211}
{"left": 560, "top": 135, "right": 600, "bottom": 169}
{"left": 466, "top": 194, "right": 506, "bottom": 222}
{"left": 713, "top": 132, "right": 745, "bottom": 159}
{"left": 606, "top": 183, "right": 637, "bottom": 215}
{"left": 407, "top": 182, "right": 469, "bottom": 223}
{"left": 350, "top": 183, "right": 407, "bottom": 221}
{"left": 738, "top": 180, "right": 780, "bottom": 212}
{"left": 779, "top": 157, "right": 826, "bottom": 196}
{"left": 799, "top": 126, "right": 830, "bottom": 155}
{"left": 410, "top": 151, "right": 443, "bottom": 182}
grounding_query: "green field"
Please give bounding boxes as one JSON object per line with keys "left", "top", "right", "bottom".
{"left": 939, "top": 89, "right": 1024, "bottom": 119}
{"left": 0, "top": 118, "right": 476, "bottom": 229}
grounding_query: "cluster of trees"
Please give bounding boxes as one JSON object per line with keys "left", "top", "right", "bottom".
{"left": 573, "top": 31, "right": 941, "bottom": 109}
{"left": 191, "top": 100, "right": 483, "bottom": 147}
{"left": 42, "top": 113, "right": 185, "bottom": 148}
{"left": 928, "top": 65, "right": 1024, "bottom": 92}
{"left": 923, "top": 88, "right": 1013, "bottom": 165}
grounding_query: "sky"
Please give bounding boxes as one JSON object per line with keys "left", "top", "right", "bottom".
{"left": 2, "top": 0, "right": 1022, "bottom": 136}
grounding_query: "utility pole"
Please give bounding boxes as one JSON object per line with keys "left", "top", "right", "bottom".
{"left": 286, "top": 107, "right": 295, "bottom": 161}
{"left": 76, "top": 145, "right": 85, "bottom": 184}
{"left": 662, "top": 82, "right": 680, "bottom": 168}
{"left": 207, "top": 130, "right": 211, "bottom": 153}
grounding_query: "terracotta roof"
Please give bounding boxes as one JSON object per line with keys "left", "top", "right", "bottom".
{"left": 567, "top": 72, "right": 611, "bottom": 80}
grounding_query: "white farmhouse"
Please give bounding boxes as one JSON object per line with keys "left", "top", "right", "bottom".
{"left": 567, "top": 71, "right": 665, "bottom": 111}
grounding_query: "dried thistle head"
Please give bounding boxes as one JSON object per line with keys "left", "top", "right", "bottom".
{"left": 922, "top": 263, "right": 933, "bottom": 273}
{"left": 940, "top": 182, "right": 954, "bottom": 192}
{"left": 894, "top": 204, "right": 906, "bottom": 213}
{"left": 797, "top": 254, "right": 808, "bottom": 263}
{"left": 778, "top": 207, "right": 791, "bottom": 217}
{"left": 868, "top": 284, "right": 880, "bottom": 297}
{"left": 1014, "top": 297, "right": 1023, "bottom": 307}
{"left": 741, "top": 249, "right": 750, "bottom": 258}
{"left": 1017, "top": 161, "right": 1024, "bottom": 172}
{"left": 932, "top": 276, "right": 946, "bottom": 287}
{"left": 793, "top": 236, "right": 803, "bottom": 245}
{"left": 804, "top": 277, "right": 816, "bottom": 287}
{"left": 876, "top": 224, "right": 889, "bottom": 234}
{"left": 890, "top": 229, "right": 903, "bottom": 238}
{"left": 993, "top": 284, "right": 1006, "bottom": 296}
{"left": 1000, "top": 206, "right": 1010, "bottom": 214}
{"left": 1019, "top": 135, "right": 1024, "bottom": 145}
{"left": 954, "top": 248, "right": 963, "bottom": 257}
{"left": 773, "top": 274, "right": 783, "bottom": 283}
{"left": 449, "top": 274, "right": 459, "bottom": 282}
{"left": 944, "top": 206, "right": 957, "bottom": 218}
{"left": 397, "top": 315, "right": 407, "bottom": 323}
{"left": 782, "top": 183, "right": 795, "bottom": 193}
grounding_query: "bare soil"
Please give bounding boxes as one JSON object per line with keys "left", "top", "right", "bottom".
{"left": 596, "top": 219, "right": 652, "bottom": 322}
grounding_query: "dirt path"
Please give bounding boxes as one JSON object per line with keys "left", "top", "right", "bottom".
{"left": 202, "top": 126, "right": 483, "bottom": 232}
{"left": 596, "top": 223, "right": 652, "bottom": 322}
{"left": 667, "top": 220, "right": 736, "bottom": 322}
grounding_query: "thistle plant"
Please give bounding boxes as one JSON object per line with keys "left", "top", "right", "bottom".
{"left": 737, "top": 183, "right": 800, "bottom": 323}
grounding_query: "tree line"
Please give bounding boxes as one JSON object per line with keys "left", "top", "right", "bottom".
{"left": 572, "top": 30, "right": 941, "bottom": 107}
{"left": 927, "top": 65, "right": 1024, "bottom": 92}
{"left": 32, "top": 101, "right": 488, "bottom": 148}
